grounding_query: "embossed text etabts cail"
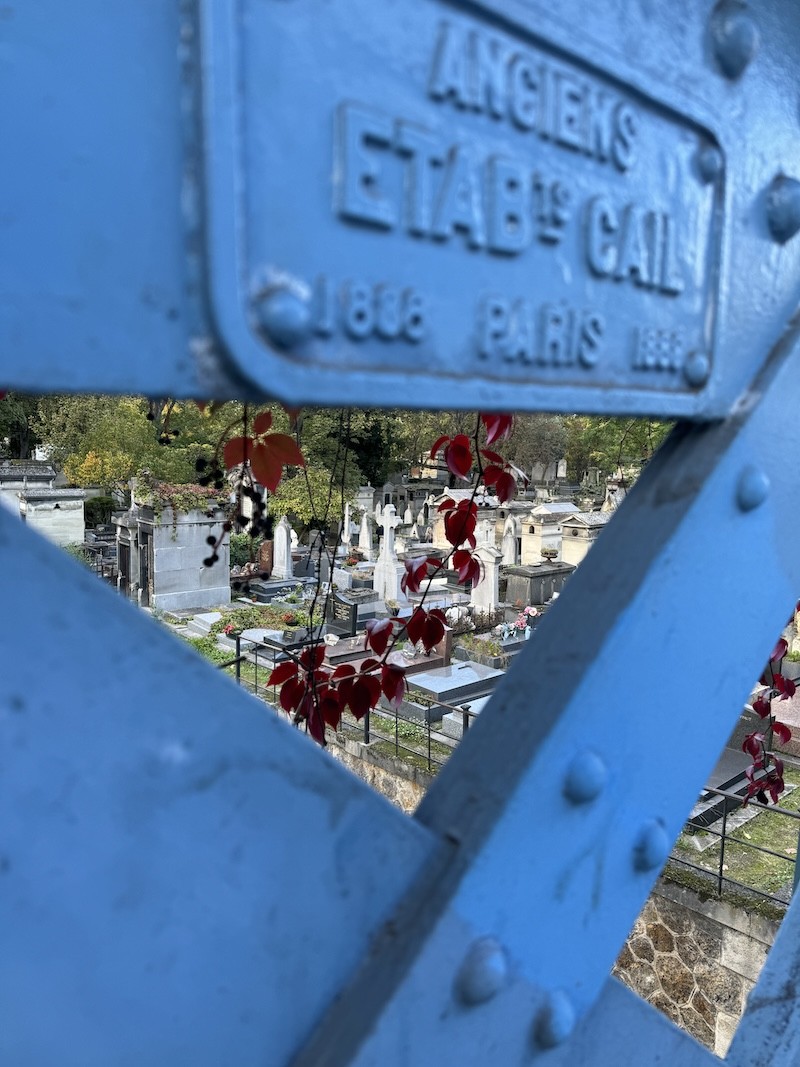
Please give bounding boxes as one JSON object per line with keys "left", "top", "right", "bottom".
{"left": 203, "top": 1, "right": 723, "bottom": 408}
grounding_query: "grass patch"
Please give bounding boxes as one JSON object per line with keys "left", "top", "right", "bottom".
{"left": 673, "top": 769, "right": 800, "bottom": 898}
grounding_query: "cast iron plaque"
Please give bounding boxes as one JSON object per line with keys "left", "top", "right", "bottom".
{"left": 201, "top": 0, "right": 724, "bottom": 413}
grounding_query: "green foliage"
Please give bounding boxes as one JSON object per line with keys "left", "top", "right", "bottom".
{"left": 63, "top": 542, "right": 91, "bottom": 567}
{"left": 564, "top": 416, "right": 673, "bottom": 483}
{"left": 209, "top": 603, "right": 320, "bottom": 636}
{"left": 267, "top": 466, "right": 347, "bottom": 528}
{"left": 184, "top": 635, "right": 232, "bottom": 666}
{"left": 84, "top": 495, "right": 117, "bottom": 527}
{"left": 134, "top": 472, "right": 228, "bottom": 520}
{"left": 229, "top": 532, "right": 264, "bottom": 568}
{"left": 34, "top": 395, "right": 245, "bottom": 489}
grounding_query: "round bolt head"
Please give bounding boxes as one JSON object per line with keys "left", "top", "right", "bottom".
{"left": 257, "top": 287, "right": 311, "bottom": 348}
{"left": 766, "top": 175, "right": 800, "bottom": 245}
{"left": 455, "top": 937, "right": 508, "bottom": 1006}
{"left": 683, "top": 351, "right": 710, "bottom": 388}
{"left": 736, "top": 466, "right": 769, "bottom": 511}
{"left": 698, "top": 146, "right": 724, "bottom": 183}
{"left": 633, "top": 819, "right": 670, "bottom": 872}
{"left": 534, "top": 990, "right": 576, "bottom": 1049}
{"left": 563, "top": 750, "right": 607, "bottom": 805}
{"left": 711, "top": 4, "right": 759, "bottom": 79}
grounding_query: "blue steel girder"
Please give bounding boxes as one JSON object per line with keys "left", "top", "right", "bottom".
{"left": 3, "top": 1, "right": 800, "bottom": 1064}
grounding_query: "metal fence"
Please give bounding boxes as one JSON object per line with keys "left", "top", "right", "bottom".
{"left": 670, "top": 785, "right": 800, "bottom": 907}
{"left": 216, "top": 634, "right": 485, "bottom": 772}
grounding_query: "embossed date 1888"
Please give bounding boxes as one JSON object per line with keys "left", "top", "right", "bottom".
{"left": 314, "top": 275, "right": 426, "bottom": 342}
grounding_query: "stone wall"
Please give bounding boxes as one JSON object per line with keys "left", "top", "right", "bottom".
{"left": 327, "top": 737, "right": 432, "bottom": 815}
{"left": 614, "top": 878, "right": 778, "bottom": 1056}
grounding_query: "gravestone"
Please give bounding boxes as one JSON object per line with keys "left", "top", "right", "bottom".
{"left": 471, "top": 544, "right": 502, "bottom": 614}
{"left": 502, "top": 515, "right": 518, "bottom": 565}
{"left": 409, "top": 661, "right": 503, "bottom": 724}
{"left": 477, "top": 516, "right": 496, "bottom": 547}
{"left": 342, "top": 502, "right": 353, "bottom": 550}
{"left": 271, "top": 516, "right": 294, "bottom": 580}
{"left": 403, "top": 505, "right": 413, "bottom": 525}
{"left": 358, "top": 511, "right": 373, "bottom": 561}
{"left": 326, "top": 590, "right": 359, "bottom": 638}
{"left": 372, "top": 503, "right": 408, "bottom": 605}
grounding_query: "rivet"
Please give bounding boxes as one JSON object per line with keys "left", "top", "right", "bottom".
{"left": 534, "top": 990, "right": 576, "bottom": 1049}
{"left": 633, "top": 820, "right": 670, "bottom": 872}
{"left": 698, "top": 146, "right": 724, "bottom": 183}
{"left": 766, "top": 175, "right": 800, "bottom": 245}
{"left": 683, "top": 351, "right": 710, "bottom": 388}
{"left": 257, "top": 287, "right": 311, "bottom": 348}
{"left": 711, "top": 3, "right": 759, "bottom": 79}
{"left": 563, "top": 750, "right": 607, "bottom": 805}
{"left": 455, "top": 937, "right": 509, "bottom": 1006}
{"left": 736, "top": 466, "right": 769, "bottom": 511}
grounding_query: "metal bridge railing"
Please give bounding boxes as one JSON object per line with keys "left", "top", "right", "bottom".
{"left": 669, "top": 785, "right": 800, "bottom": 908}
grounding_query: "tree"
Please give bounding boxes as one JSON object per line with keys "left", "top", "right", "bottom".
{"left": 0, "top": 393, "right": 41, "bottom": 459}
{"left": 267, "top": 466, "right": 348, "bottom": 531}
{"left": 503, "top": 414, "right": 568, "bottom": 480}
{"left": 564, "top": 416, "right": 672, "bottom": 483}
{"left": 33, "top": 395, "right": 244, "bottom": 488}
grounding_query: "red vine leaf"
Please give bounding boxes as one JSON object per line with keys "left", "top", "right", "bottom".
{"left": 430, "top": 435, "right": 450, "bottom": 459}
{"left": 773, "top": 721, "right": 792, "bottom": 745}
{"left": 299, "top": 644, "right": 326, "bottom": 671}
{"left": 774, "top": 674, "right": 797, "bottom": 700}
{"left": 480, "top": 412, "right": 513, "bottom": 445}
{"left": 406, "top": 608, "right": 427, "bottom": 647}
{"left": 365, "top": 618, "right": 394, "bottom": 657}
{"left": 253, "top": 410, "right": 273, "bottom": 435}
{"left": 381, "top": 664, "right": 406, "bottom": 707}
{"left": 223, "top": 435, "right": 252, "bottom": 470}
{"left": 349, "top": 677, "right": 381, "bottom": 720}
{"left": 770, "top": 637, "right": 788, "bottom": 662}
{"left": 320, "top": 694, "right": 343, "bottom": 730}
{"left": 752, "top": 692, "right": 771, "bottom": 718}
{"left": 279, "top": 676, "right": 306, "bottom": 713}
{"left": 453, "top": 549, "right": 482, "bottom": 587}
{"left": 742, "top": 731, "right": 765, "bottom": 759}
{"left": 444, "top": 435, "right": 473, "bottom": 480}
{"left": 267, "top": 661, "right": 299, "bottom": 687}
{"left": 401, "top": 556, "right": 429, "bottom": 595}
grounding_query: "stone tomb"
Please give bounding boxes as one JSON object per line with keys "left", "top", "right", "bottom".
{"left": 407, "top": 660, "right": 503, "bottom": 723}
{"left": 504, "top": 562, "right": 575, "bottom": 606}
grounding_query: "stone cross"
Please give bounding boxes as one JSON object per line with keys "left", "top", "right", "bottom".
{"left": 378, "top": 504, "right": 402, "bottom": 562}
{"left": 271, "top": 515, "right": 294, "bottom": 581}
